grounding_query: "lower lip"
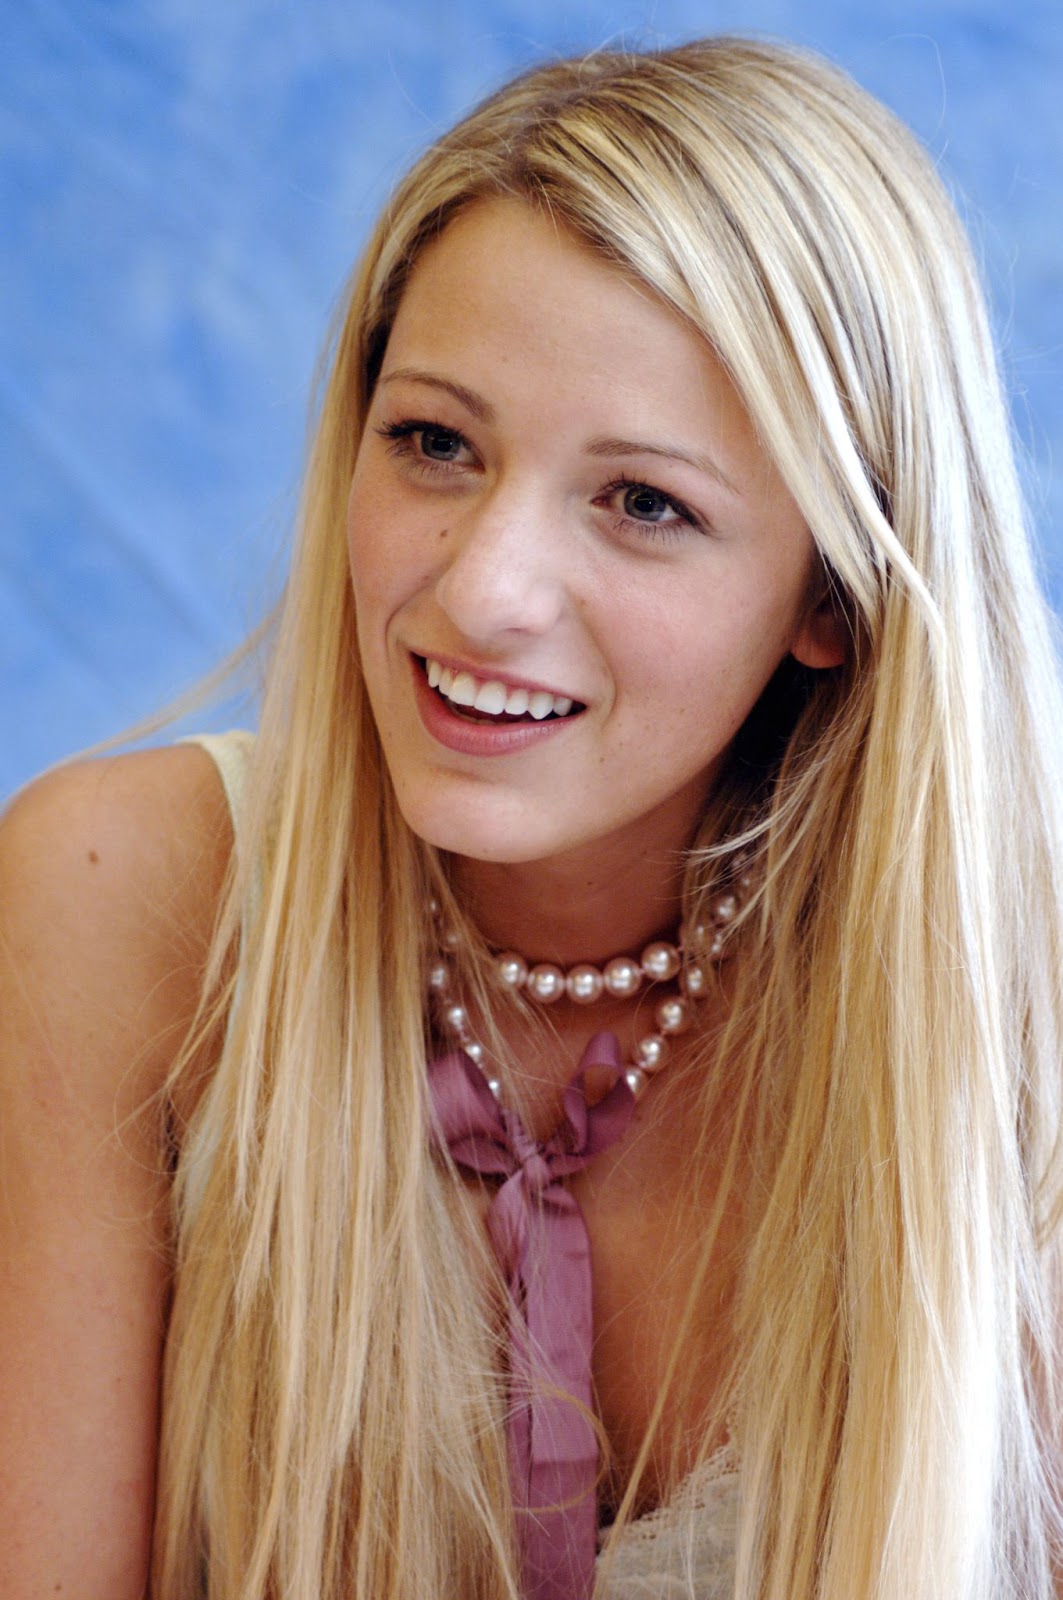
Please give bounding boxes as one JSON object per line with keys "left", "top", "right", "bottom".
{"left": 410, "top": 657, "right": 581, "bottom": 757}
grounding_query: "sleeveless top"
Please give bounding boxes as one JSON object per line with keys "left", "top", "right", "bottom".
{"left": 184, "top": 729, "right": 741, "bottom": 1599}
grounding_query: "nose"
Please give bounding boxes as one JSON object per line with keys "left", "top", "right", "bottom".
{"left": 433, "top": 482, "right": 567, "bottom": 643}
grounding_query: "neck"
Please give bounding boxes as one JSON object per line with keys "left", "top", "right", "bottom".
{"left": 451, "top": 838, "right": 687, "bottom": 966}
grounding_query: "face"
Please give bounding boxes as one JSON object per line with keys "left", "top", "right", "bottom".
{"left": 347, "top": 200, "right": 840, "bottom": 871}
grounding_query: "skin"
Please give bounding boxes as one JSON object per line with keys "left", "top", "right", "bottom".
{"left": 0, "top": 745, "right": 231, "bottom": 1598}
{"left": 348, "top": 199, "right": 843, "bottom": 996}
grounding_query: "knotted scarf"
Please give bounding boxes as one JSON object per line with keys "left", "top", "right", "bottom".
{"left": 428, "top": 1032, "right": 636, "bottom": 1600}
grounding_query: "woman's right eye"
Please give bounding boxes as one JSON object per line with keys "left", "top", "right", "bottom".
{"left": 375, "top": 419, "right": 473, "bottom": 468}
{"left": 418, "top": 425, "right": 464, "bottom": 461}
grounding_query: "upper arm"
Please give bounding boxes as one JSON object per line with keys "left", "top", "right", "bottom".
{"left": 0, "top": 744, "right": 232, "bottom": 1599}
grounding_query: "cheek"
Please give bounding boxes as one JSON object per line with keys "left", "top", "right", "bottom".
{"left": 346, "top": 467, "right": 442, "bottom": 617}
{"left": 345, "top": 466, "right": 378, "bottom": 579}
{"left": 346, "top": 472, "right": 400, "bottom": 622}
{"left": 637, "top": 586, "right": 802, "bottom": 744}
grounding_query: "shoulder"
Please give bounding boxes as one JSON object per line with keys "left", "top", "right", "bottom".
{"left": 0, "top": 741, "right": 233, "bottom": 961}
{"left": 0, "top": 743, "right": 234, "bottom": 1112}
{"left": 1, "top": 739, "right": 233, "bottom": 878}
{"left": 0, "top": 743, "right": 234, "bottom": 1596}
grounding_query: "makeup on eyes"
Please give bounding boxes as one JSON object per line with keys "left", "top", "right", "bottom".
{"left": 373, "top": 416, "right": 706, "bottom": 542}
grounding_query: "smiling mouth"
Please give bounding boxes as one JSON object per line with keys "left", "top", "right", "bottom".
{"left": 417, "top": 656, "right": 585, "bottom": 724}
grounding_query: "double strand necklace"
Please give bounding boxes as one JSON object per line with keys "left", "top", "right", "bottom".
{"left": 425, "top": 870, "right": 752, "bottom": 1599}
{"left": 428, "top": 872, "right": 750, "bottom": 1097}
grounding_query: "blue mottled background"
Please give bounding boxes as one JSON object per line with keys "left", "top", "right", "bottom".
{"left": 2, "top": 0, "right": 1060, "bottom": 801}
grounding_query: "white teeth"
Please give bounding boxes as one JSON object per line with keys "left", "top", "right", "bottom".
{"left": 473, "top": 680, "right": 508, "bottom": 714}
{"left": 422, "top": 657, "right": 577, "bottom": 720}
{"left": 448, "top": 671, "right": 478, "bottom": 707}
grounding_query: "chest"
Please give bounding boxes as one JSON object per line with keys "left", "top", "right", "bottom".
{"left": 578, "top": 1086, "right": 744, "bottom": 1507}
{"left": 454, "top": 1063, "right": 746, "bottom": 1513}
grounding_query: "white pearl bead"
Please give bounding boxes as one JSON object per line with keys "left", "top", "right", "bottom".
{"left": 655, "top": 996, "right": 691, "bottom": 1035}
{"left": 486, "top": 1075, "right": 503, "bottom": 1099}
{"left": 527, "top": 963, "right": 565, "bottom": 1003}
{"left": 567, "top": 963, "right": 604, "bottom": 1003}
{"left": 442, "top": 1001, "right": 469, "bottom": 1036}
{"left": 624, "top": 1067, "right": 647, "bottom": 1096}
{"left": 427, "top": 959, "right": 450, "bottom": 993}
{"left": 603, "top": 956, "right": 642, "bottom": 998}
{"left": 495, "top": 951, "right": 529, "bottom": 989}
{"left": 680, "top": 961, "right": 708, "bottom": 998}
{"left": 439, "top": 924, "right": 463, "bottom": 950}
{"left": 464, "top": 1039, "right": 486, "bottom": 1066}
{"left": 641, "top": 941, "right": 680, "bottom": 983}
{"left": 635, "top": 1033, "right": 669, "bottom": 1071}
{"left": 709, "top": 928, "right": 725, "bottom": 958}
{"left": 712, "top": 892, "right": 739, "bottom": 925}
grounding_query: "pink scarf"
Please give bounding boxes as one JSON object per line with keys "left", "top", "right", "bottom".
{"left": 428, "top": 1033, "right": 636, "bottom": 1600}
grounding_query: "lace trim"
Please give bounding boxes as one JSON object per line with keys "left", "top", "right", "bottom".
{"left": 595, "top": 1443, "right": 739, "bottom": 1598}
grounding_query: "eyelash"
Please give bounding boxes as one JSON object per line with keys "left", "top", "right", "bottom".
{"left": 376, "top": 419, "right": 471, "bottom": 477}
{"left": 596, "top": 477, "right": 700, "bottom": 543}
{"left": 374, "top": 418, "right": 702, "bottom": 541}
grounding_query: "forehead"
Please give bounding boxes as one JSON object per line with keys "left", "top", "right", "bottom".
{"left": 390, "top": 205, "right": 726, "bottom": 405}
{"left": 391, "top": 197, "right": 659, "bottom": 341}
{"left": 380, "top": 199, "right": 788, "bottom": 510}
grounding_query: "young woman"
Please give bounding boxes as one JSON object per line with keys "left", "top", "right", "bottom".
{"left": 2, "top": 35, "right": 1062, "bottom": 1600}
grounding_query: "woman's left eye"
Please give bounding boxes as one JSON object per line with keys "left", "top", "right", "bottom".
{"left": 599, "top": 479, "right": 699, "bottom": 540}
{"left": 621, "top": 484, "right": 678, "bottom": 522}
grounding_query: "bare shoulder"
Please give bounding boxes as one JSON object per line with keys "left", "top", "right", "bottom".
{"left": 0, "top": 743, "right": 233, "bottom": 1597}
{"left": 1, "top": 739, "right": 231, "bottom": 902}
{"left": 1, "top": 741, "right": 231, "bottom": 948}
{"left": 0, "top": 742, "right": 232, "bottom": 1093}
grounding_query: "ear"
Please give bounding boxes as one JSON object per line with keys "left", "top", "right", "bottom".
{"left": 789, "top": 589, "right": 848, "bottom": 670}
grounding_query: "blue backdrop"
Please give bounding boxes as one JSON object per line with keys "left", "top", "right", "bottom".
{"left": 3, "top": 0, "right": 1061, "bottom": 801}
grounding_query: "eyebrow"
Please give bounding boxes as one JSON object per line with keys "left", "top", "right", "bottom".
{"left": 586, "top": 436, "right": 741, "bottom": 497}
{"left": 379, "top": 368, "right": 495, "bottom": 424}
{"left": 379, "top": 368, "right": 740, "bottom": 497}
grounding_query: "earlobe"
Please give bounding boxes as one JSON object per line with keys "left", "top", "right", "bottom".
{"left": 790, "top": 592, "right": 848, "bottom": 670}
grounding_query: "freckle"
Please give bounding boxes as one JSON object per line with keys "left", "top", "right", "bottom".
{"left": 438, "top": 527, "right": 450, "bottom": 540}
{"left": 88, "top": 850, "right": 99, "bottom": 865}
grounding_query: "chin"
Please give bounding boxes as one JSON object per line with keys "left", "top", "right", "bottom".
{"left": 410, "top": 822, "right": 548, "bottom": 866}
{"left": 393, "top": 794, "right": 564, "bottom": 867}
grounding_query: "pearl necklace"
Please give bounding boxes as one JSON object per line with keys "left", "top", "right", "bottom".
{"left": 429, "top": 877, "right": 748, "bottom": 1098}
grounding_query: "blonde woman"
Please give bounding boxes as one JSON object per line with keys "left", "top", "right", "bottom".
{"left": 2, "top": 35, "right": 1062, "bottom": 1600}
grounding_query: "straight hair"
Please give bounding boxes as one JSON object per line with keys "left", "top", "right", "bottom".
{"left": 154, "top": 37, "right": 1063, "bottom": 1599}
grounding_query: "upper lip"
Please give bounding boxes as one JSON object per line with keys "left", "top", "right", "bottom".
{"left": 410, "top": 648, "right": 584, "bottom": 705}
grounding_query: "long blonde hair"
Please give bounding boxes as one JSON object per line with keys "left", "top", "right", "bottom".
{"left": 153, "top": 37, "right": 1063, "bottom": 1599}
